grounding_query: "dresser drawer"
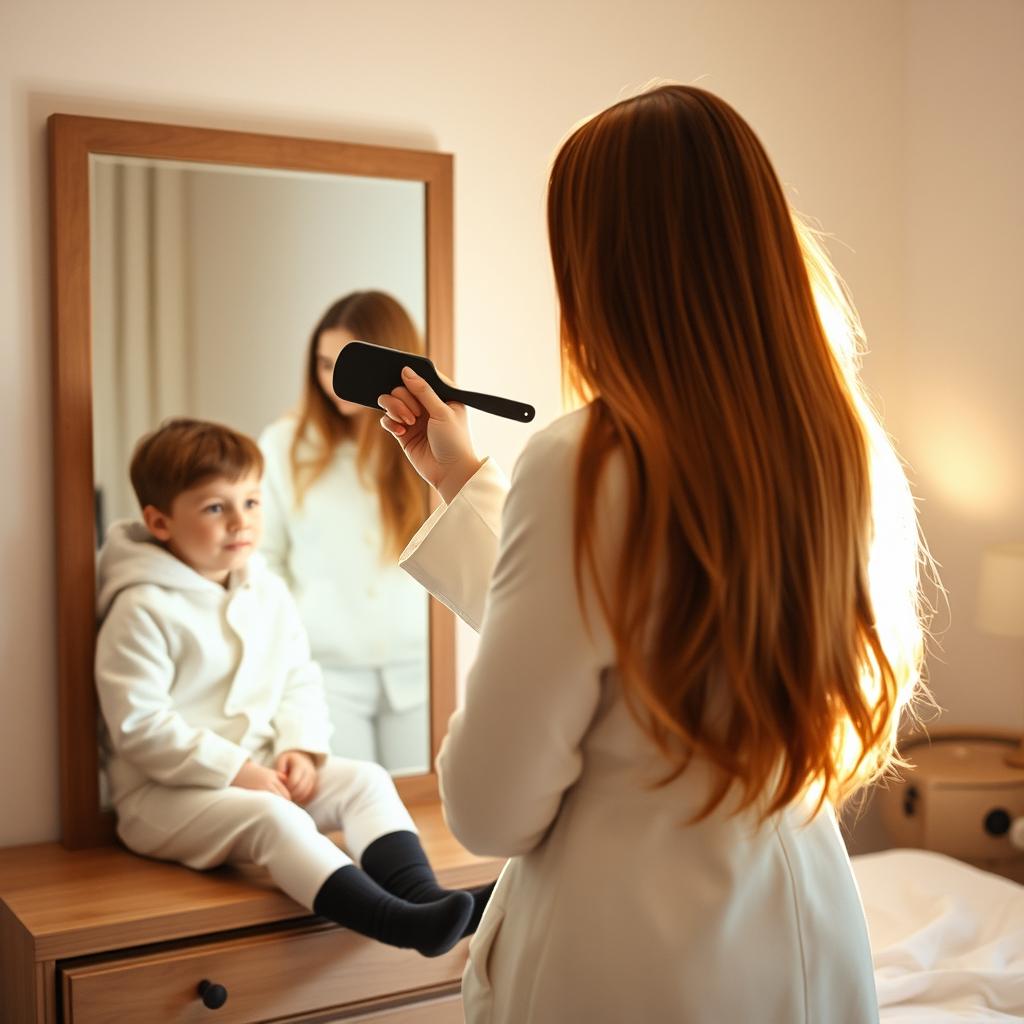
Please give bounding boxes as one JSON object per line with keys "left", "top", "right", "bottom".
{"left": 922, "top": 783, "right": 1024, "bottom": 860}
{"left": 341, "top": 994, "right": 463, "bottom": 1022}
{"left": 60, "top": 922, "right": 468, "bottom": 1024}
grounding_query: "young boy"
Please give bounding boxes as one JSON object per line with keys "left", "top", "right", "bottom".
{"left": 95, "top": 418, "right": 491, "bottom": 956}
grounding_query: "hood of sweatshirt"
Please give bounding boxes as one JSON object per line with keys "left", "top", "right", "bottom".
{"left": 96, "top": 519, "right": 262, "bottom": 620}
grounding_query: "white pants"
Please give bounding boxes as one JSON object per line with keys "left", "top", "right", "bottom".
{"left": 323, "top": 666, "right": 429, "bottom": 776}
{"left": 114, "top": 757, "right": 417, "bottom": 909}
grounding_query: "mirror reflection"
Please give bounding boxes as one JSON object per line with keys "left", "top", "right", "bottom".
{"left": 91, "top": 155, "right": 431, "bottom": 791}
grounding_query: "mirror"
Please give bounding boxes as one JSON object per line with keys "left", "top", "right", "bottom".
{"left": 91, "top": 155, "right": 431, "bottom": 784}
{"left": 50, "top": 115, "right": 455, "bottom": 848}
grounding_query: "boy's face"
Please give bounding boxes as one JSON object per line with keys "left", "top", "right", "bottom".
{"left": 143, "top": 472, "right": 263, "bottom": 584}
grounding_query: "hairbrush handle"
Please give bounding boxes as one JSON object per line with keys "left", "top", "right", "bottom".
{"left": 437, "top": 384, "right": 535, "bottom": 423}
{"left": 332, "top": 340, "right": 535, "bottom": 423}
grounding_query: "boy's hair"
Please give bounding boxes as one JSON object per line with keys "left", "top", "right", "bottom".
{"left": 129, "top": 418, "right": 264, "bottom": 513}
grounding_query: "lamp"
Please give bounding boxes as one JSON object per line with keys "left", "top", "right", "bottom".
{"left": 977, "top": 542, "right": 1024, "bottom": 768}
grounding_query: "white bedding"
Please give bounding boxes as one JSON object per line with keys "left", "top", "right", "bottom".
{"left": 852, "top": 849, "right": 1024, "bottom": 1022}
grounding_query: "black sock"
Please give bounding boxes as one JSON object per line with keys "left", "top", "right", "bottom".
{"left": 312, "top": 864, "right": 472, "bottom": 957}
{"left": 361, "top": 830, "right": 497, "bottom": 938}
{"left": 461, "top": 880, "right": 497, "bottom": 938}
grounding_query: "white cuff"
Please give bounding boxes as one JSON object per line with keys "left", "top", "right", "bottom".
{"left": 273, "top": 724, "right": 332, "bottom": 766}
{"left": 191, "top": 733, "right": 252, "bottom": 788}
{"left": 399, "top": 458, "right": 508, "bottom": 632}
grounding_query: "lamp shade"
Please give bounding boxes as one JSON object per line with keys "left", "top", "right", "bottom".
{"left": 977, "top": 543, "right": 1024, "bottom": 638}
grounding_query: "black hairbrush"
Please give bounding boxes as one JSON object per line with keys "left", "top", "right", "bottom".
{"left": 333, "top": 341, "right": 535, "bottom": 423}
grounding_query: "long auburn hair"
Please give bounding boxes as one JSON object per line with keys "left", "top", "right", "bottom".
{"left": 548, "top": 84, "right": 928, "bottom": 819}
{"left": 291, "top": 290, "right": 426, "bottom": 561}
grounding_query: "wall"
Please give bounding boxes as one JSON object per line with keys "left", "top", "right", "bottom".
{"left": 845, "top": 0, "right": 1024, "bottom": 855}
{"left": 898, "top": 0, "right": 1024, "bottom": 728}
{"left": 188, "top": 167, "right": 426, "bottom": 437}
{"left": 0, "top": 0, "right": 910, "bottom": 844}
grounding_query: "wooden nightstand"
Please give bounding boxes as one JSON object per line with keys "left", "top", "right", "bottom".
{"left": 0, "top": 802, "right": 502, "bottom": 1023}
{"left": 879, "top": 729, "right": 1024, "bottom": 884}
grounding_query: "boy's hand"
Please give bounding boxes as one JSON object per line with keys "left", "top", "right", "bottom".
{"left": 275, "top": 750, "right": 319, "bottom": 804}
{"left": 231, "top": 760, "right": 292, "bottom": 799}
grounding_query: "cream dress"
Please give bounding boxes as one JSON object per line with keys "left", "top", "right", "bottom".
{"left": 259, "top": 416, "right": 429, "bottom": 773}
{"left": 400, "top": 407, "right": 879, "bottom": 1024}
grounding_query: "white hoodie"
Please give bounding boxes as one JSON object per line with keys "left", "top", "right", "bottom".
{"left": 95, "top": 521, "right": 333, "bottom": 807}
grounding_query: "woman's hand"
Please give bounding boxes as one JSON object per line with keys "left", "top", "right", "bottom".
{"left": 378, "top": 366, "right": 484, "bottom": 504}
{"left": 274, "top": 750, "right": 319, "bottom": 804}
{"left": 231, "top": 760, "right": 292, "bottom": 800}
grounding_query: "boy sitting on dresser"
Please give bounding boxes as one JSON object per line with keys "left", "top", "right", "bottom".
{"left": 94, "top": 417, "right": 492, "bottom": 957}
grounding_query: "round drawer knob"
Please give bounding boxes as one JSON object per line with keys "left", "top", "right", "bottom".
{"left": 984, "top": 808, "right": 1012, "bottom": 837}
{"left": 197, "top": 979, "right": 228, "bottom": 1010}
{"left": 903, "top": 785, "right": 920, "bottom": 817}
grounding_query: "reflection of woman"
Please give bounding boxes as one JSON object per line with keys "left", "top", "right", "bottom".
{"left": 259, "top": 291, "right": 429, "bottom": 774}
{"left": 379, "top": 85, "right": 926, "bottom": 1021}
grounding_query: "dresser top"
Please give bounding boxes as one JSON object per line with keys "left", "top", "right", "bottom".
{"left": 0, "top": 801, "right": 501, "bottom": 961}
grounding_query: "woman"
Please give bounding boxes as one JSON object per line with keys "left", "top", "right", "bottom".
{"left": 259, "top": 291, "right": 430, "bottom": 774}
{"left": 378, "top": 85, "right": 927, "bottom": 1021}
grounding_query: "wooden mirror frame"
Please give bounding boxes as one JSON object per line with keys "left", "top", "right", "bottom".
{"left": 48, "top": 114, "right": 455, "bottom": 849}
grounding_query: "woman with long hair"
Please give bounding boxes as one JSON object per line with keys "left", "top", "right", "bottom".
{"left": 378, "top": 84, "right": 927, "bottom": 1021}
{"left": 259, "top": 290, "right": 430, "bottom": 774}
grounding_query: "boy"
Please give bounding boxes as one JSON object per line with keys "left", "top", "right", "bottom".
{"left": 95, "top": 418, "right": 491, "bottom": 956}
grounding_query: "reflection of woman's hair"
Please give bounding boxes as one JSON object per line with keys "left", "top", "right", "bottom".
{"left": 550, "top": 84, "right": 929, "bottom": 820}
{"left": 291, "top": 290, "right": 426, "bottom": 560}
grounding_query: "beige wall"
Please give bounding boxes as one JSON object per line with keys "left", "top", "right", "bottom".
{"left": 898, "top": 0, "right": 1024, "bottom": 727}
{"left": 2, "top": 0, "right": 984, "bottom": 848}
{"left": 186, "top": 168, "right": 427, "bottom": 439}
{"left": 846, "top": 0, "right": 1024, "bottom": 855}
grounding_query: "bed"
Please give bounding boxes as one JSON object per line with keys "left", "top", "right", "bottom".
{"left": 852, "top": 849, "right": 1024, "bottom": 1022}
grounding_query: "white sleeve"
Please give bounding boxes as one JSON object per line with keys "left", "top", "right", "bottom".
{"left": 398, "top": 458, "right": 509, "bottom": 631}
{"left": 271, "top": 593, "right": 334, "bottom": 764}
{"left": 95, "top": 597, "right": 250, "bottom": 788}
{"left": 258, "top": 428, "right": 293, "bottom": 584}
{"left": 435, "top": 431, "right": 613, "bottom": 857}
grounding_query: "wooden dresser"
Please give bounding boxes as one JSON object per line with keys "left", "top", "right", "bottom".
{"left": 0, "top": 803, "right": 502, "bottom": 1023}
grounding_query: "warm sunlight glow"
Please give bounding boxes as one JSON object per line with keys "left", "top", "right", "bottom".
{"left": 912, "top": 405, "right": 1016, "bottom": 518}
{"left": 800, "top": 215, "right": 928, "bottom": 795}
